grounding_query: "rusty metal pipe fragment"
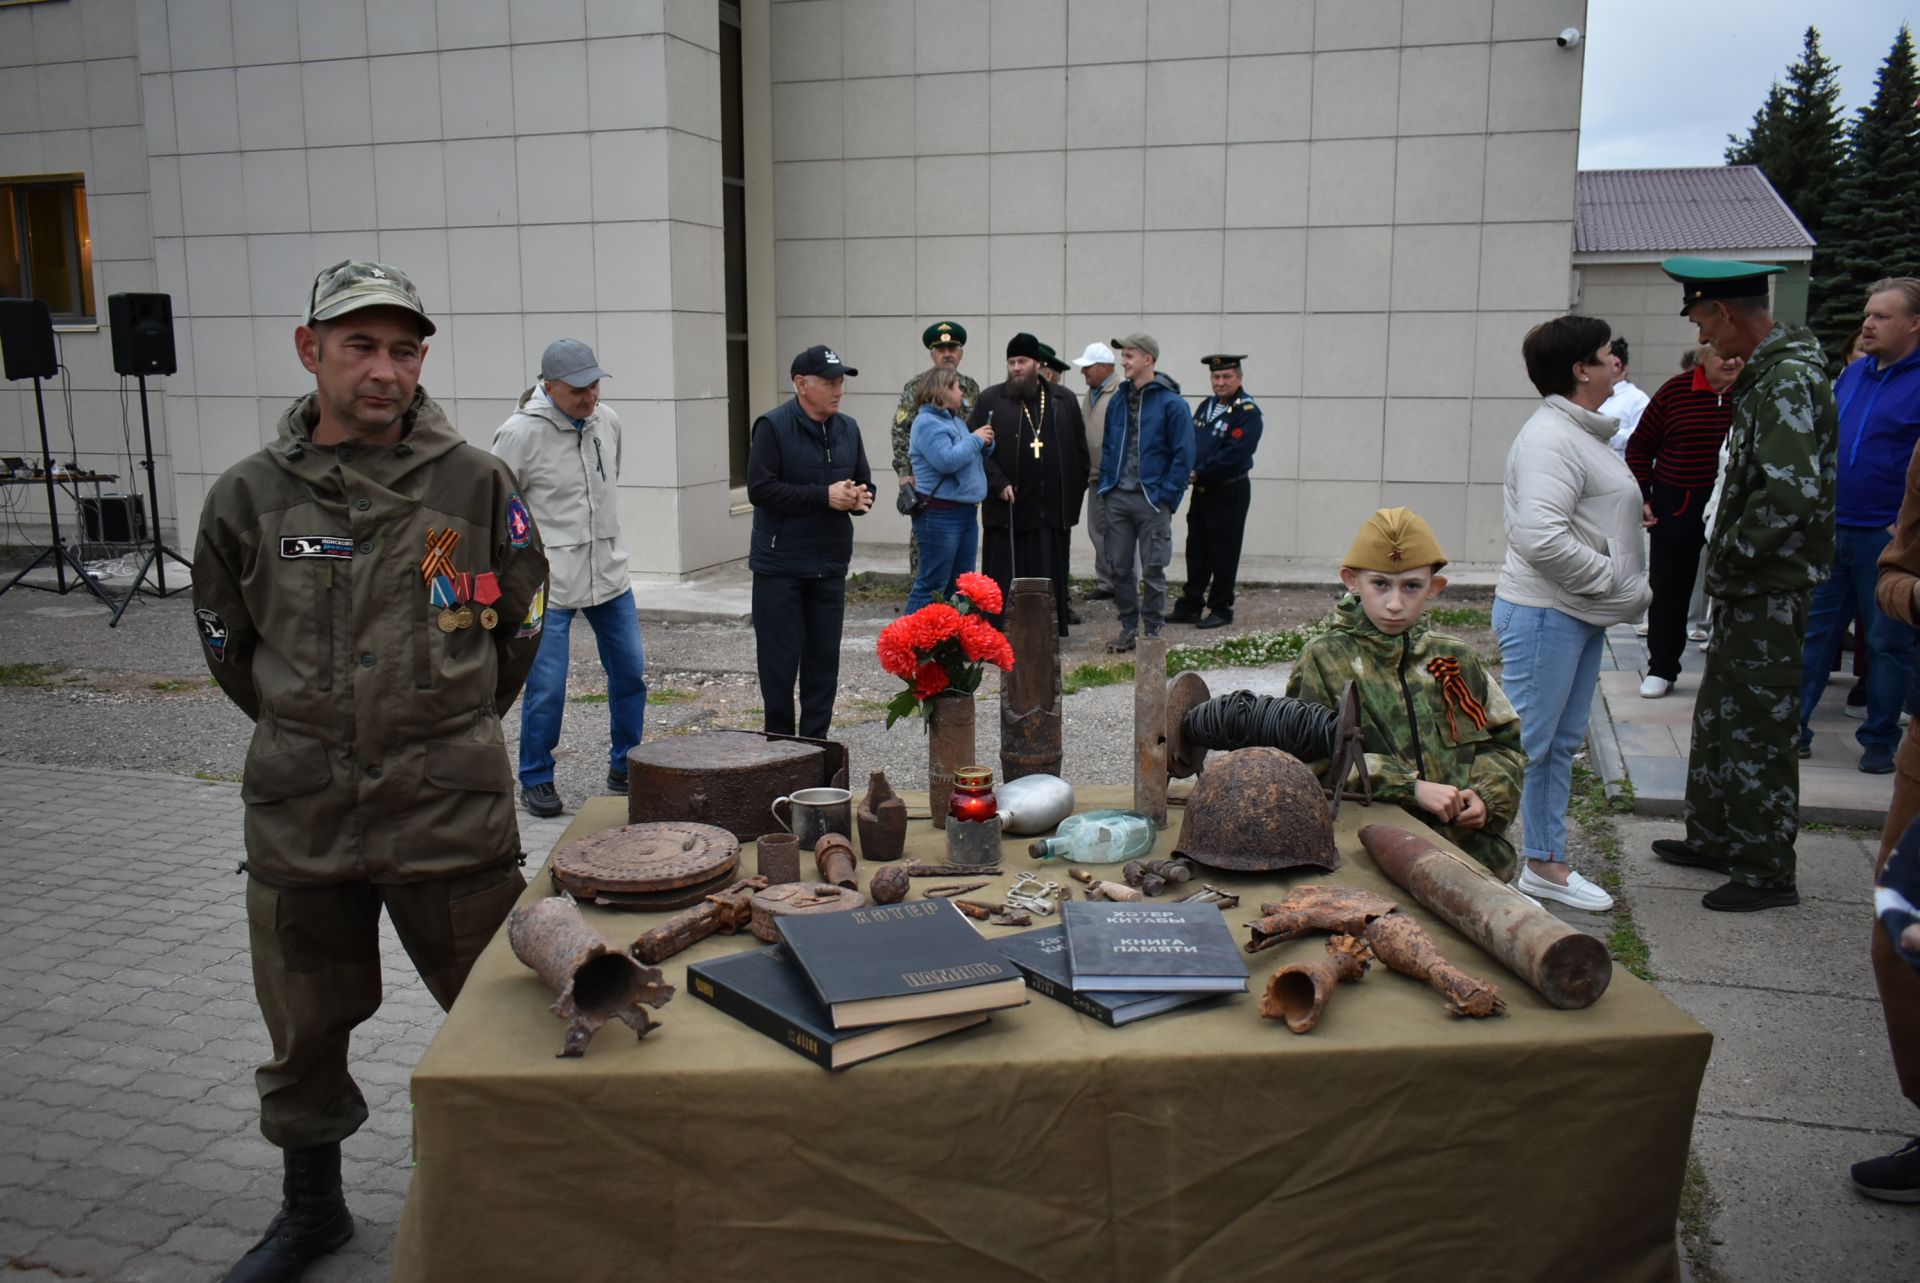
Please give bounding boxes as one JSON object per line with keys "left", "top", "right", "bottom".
{"left": 1244, "top": 886, "right": 1398, "bottom": 953}
{"left": 1133, "top": 636, "right": 1170, "bottom": 826}
{"left": 1001, "top": 577, "right": 1064, "bottom": 781}
{"left": 630, "top": 877, "right": 767, "bottom": 965}
{"left": 1261, "top": 934, "right": 1373, "bottom": 1032}
{"left": 814, "top": 832, "right": 858, "bottom": 889}
{"left": 507, "top": 895, "right": 675, "bottom": 1057}
{"left": 1359, "top": 825, "right": 1613, "bottom": 1010}
{"left": 1362, "top": 913, "right": 1505, "bottom": 1019}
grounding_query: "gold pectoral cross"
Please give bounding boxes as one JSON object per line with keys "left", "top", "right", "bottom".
{"left": 1029, "top": 436, "right": 1044, "bottom": 459}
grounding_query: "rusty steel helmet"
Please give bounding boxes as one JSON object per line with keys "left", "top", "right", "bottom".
{"left": 1171, "top": 747, "right": 1340, "bottom": 873}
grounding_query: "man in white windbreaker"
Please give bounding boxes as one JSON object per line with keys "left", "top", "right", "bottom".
{"left": 492, "top": 339, "right": 647, "bottom": 818}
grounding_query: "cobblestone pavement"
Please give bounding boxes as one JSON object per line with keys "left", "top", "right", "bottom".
{"left": 0, "top": 763, "right": 570, "bottom": 1283}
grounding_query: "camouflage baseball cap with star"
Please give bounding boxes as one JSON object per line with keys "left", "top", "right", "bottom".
{"left": 306, "top": 259, "right": 436, "bottom": 336}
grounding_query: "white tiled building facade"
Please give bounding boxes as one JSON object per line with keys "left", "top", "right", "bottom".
{"left": 2, "top": 0, "right": 1586, "bottom": 575}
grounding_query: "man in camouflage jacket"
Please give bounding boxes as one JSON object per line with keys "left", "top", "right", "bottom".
{"left": 1653, "top": 258, "right": 1838, "bottom": 912}
{"left": 892, "top": 321, "right": 980, "bottom": 573}
{"left": 1288, "top": 595, "right": 1526, "bottom": 879}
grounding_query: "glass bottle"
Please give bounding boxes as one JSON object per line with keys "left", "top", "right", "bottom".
{"left": 1027, "top": 809, "right": 1157, "bottom": 863}
{"left": 948, "top": 765, "right": 999, "bottom": 825}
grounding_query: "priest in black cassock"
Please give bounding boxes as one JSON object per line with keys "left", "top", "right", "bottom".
{"left": 971, "top": 333, "right": 1090, "bottom": 637}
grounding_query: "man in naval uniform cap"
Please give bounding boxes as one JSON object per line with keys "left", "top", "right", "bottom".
{"left": 1169, "top": 354, "right": 1263, "bottom": 629}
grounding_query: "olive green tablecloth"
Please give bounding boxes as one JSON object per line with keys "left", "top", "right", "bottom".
{"left": 395, "top": 789, "right": 1710, "bottom": 1283}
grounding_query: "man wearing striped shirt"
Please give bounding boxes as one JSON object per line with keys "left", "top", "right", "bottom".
{"left": 1627, "top": 345, "right": 1743, "bottom": 697}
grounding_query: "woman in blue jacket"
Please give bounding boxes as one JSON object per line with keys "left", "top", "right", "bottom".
{"left": 907, "top": 367, "right": 996, "bottom": 610}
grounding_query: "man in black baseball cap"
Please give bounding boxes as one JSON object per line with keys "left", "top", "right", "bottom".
{"left": 746, "top": 346, "right": 874, "bottom": 738}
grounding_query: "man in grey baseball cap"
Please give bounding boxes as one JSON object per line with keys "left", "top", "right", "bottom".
{"left": 493, "top": 339, "right": 648, "bottom": 818}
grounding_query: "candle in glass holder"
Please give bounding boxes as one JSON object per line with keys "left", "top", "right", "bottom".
{"left": 948, "top": 765, "right": 999, "bottom": 825}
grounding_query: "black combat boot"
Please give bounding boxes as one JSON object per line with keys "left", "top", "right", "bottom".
{"left": 223, "top": 1142, "right": 355, "bottom": 1283}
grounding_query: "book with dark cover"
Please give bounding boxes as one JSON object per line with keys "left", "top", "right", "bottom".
{"left": 687, "top": 946, "right": 989, "bottom": 1070}
{"left": 773, "top": 899, "right": 1029, "bottom": 1029}
{"left": 996, "top": 925, "right": 1219, "bottom": 1027}
{"left": 1060, "top": 901, "right": 1250, "bottom": 993}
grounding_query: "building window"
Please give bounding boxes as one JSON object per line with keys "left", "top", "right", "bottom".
{"left": 721, "top": 2, "right": 750, "bottom": 488}
{"left": 2, "top": 177, "right": 95, "bottom": 324}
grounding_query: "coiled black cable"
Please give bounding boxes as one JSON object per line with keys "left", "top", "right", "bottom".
{"left": 1180, "top": 690, "right": 1339, "bottom": 761}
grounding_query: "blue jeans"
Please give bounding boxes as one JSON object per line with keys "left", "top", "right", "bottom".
{"left": 1798, "top": 524, "right": 1917, "bottom": 752}
{"left": 1492, "top": 597, "right": 1606, "bottom": 863}
{"left": 907, "top": 505, "right": 977, "bottom": 611}
{"left": 517, "top": 588, "right": 648, "bottom": 785}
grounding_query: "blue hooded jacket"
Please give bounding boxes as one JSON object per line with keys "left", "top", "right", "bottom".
{"left": 1097, "top": 373, "right": 1195, "bottom": 513}
{"left": 1834, "top": 347, "right": 1920, "bottom": 527}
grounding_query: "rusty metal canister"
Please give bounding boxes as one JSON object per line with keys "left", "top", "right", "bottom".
{"left": 1000, "top": 577, "right": 1063, "bottom": 781}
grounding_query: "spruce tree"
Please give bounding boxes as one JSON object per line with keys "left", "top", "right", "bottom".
{"left": 1725, "top": 28, "right": 1846, "bottom": 239}
{"left": 1810, "top": 25, "right": 1920, "bottom": 363}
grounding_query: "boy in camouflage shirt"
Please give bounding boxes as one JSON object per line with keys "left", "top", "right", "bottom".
{"left": 1286, "top": 508, "right": 1526, "bottom": 879}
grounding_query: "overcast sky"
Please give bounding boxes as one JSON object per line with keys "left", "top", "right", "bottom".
{"left": 1578, "top": 0, "right": 1915, "bottom": 169}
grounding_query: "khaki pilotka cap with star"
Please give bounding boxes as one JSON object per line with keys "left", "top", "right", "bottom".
{"left": 1343, "top": 507, "right": 1448, "bottom": 573}
{"left": 306, "top": 259, "right": 437, "bottom": 336}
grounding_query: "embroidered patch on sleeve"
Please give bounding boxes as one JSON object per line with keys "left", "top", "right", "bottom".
{"left": 280, "top": 535, "right": 355, "bottom": 559}
{"left": 514, "top": 586, "right": 545, "bottom": 639}
{"left": 195, "top": 608, "right": 229, "bottom": 661}
{"left": 506, "top": 493, "right": 533, "bottom": 548}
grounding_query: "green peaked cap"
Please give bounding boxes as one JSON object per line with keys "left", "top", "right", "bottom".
{"left": 1660, "top": 256, "right": 1786, "bottom": 314}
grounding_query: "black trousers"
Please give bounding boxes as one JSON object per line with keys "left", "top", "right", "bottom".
{"left": 983, "top": 524, "right": 1073, "bottom": 636}
{"left": 1646, "top": 480, "right": 1710, "bottom": 680}
{"left": 1177, "top": 475, "right": 1251, "bottom": 615}
{"left": 752, "top": 572, "right": 846, "bottom": 739}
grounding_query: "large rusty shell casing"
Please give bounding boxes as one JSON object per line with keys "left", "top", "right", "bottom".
{"left": 551, "top": 822, "right": 741, "bottom": 911}
{"left": 624, "top": 730, "right": 848, "bottom": 841}
{"left": 1359, "top": 825, "right": 1613, "bottom": 1010}
{"left": 813, "top": 832, "right": 858, "bottom": 889}
{"left": 1000, "top": 577, "right": 1064, "bottom": 781}
{"left": 1260, "top": 935, "right": 1373, "bottom": 1033}
{"left": 507, "top": 896, "right": 675, "bottom": 1057}
{"left": 1173, "top": 747, "right": 1340, "bottom": 873}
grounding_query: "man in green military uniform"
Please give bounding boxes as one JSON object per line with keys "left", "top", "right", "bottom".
{"left": 893, "top": 321, "right": 981, "bottom": 574}
{"left": 1288, "top": 508, "right": 1526, "bottom": 879}
{"left": 1652, "top": 257, "right": 1838, "bottom": 912}
{"left": 192, "top": 260, "right": 549, "bottom": 1280}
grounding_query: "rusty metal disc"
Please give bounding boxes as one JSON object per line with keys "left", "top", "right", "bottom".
{"left": 749, "top": 882, "right": 867, "bottom": 942}
{"left": 552, "top": 822, "right": 741, "bottom": 905}
{"left": 563, "top": 864, "right": 746, "bottom": 912}
{"left": 1166, "top": 670, "right": 1212, "bottom": 780}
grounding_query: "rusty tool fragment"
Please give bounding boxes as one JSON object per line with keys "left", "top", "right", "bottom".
{"left": 1067, "top": 868, "right": 1144, "bottom": 902}
{"left": 748, "top": 882, "right": 867, "bottom": 943}
{"left": 630, "top": 877, "right": 768, "bottom": 965}
{"left": 813, "top": 832, "right": 858, "bottom": 890}
{"left": 1177, "top": 884, "right": 1240, "bottom": 909}
{"left": 1000, "top": 577, "right": 1064, "bottom": 781}
{"left": 924, "top": 880, "right": 993, "bottom": 898}
{"left": 1359, "top": 825, "right": 1613, "bottom": 1010}
{"left": 507, "top": 895, "right": 675, "bottom": 1057}
{"left": 1260, "top": 934, "right": 1373, "bottom": 1033}
{"left": 903, "top": 863, "right": 1005, "bottom": 877}
{"left": 1362, "top": 913, "right": 1505, "bottom": 1018}
{"left": 1122, "top": 856, "right": 1194, "bottom": 896}
{"left": 952, "top": 899, "right": 1033, "bottom": 927}
{"left": 855, "top": 770, "right": 910, "bottom": 861}
{"left": 1133, "top": 636, "right": 1170, "bottom": 827}
{"left": 869, "top": 864, "right": 912, "bottom": 905}
{"left": 1244, "top": 886, "right": 1399, "bottom": 954}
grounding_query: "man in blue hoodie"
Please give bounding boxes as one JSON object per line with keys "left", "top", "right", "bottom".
{"left": 1797, "top": 278, "right": 1920, "bottom": 774}
{"left": 1097, "top": 332, "right": 1195, "bottom": 652}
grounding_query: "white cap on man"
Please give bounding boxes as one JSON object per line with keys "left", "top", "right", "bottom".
{"left": 1070, "top": 341, "right": 1117, "bottom": 368}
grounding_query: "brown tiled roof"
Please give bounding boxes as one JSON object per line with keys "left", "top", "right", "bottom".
{"left": 1575, "top": 166, "right": 1815, "bottom": 254}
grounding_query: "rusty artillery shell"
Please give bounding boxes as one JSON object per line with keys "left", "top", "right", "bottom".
{"left": 813, "top": 832, "right": 858, "bottom": 889}
{"left": 1000, "top": 577, "right": 1064, "bottom": 781}
{"left": 1363, "top": 912, "right": 1505, "bottom": 1018}
{"left": 756, "top": 832, "right": 802, "bottom": 885}
{"left": 1260, "top": 934, "right": 1373, "bottom": 1033}
{"left": 869, "top": 864, "right": 912, "bottom": 905}
{"left": 507, "top": 895, "right": 675, "bottom": 1057}
{"left": 1133, "top": 635, "right": 1170, "bottom": 827}
{"left": 1359, "top": 825, "right": 1613, "bottom": 1010}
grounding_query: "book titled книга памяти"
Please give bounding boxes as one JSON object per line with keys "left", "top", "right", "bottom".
{"left": 1060, "top": 901, "right": 1249, "bottom": 993}
{"left": 996, "top": 924, "right": 1223, "bottom": 1026}
{"left": 774, "top": 899, "right": 1029, "bottom": 1029}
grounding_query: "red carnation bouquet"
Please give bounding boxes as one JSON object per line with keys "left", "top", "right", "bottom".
{"left": 876, "top": 572, "right": 1015, "bottom": 728}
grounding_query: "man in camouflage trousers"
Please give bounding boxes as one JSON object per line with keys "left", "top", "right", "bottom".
{"left": 1653, "top": 258, "right": 1838, "bottom": 913}
{"left": 893, "top": 321, "right": 980, "bottom": 575}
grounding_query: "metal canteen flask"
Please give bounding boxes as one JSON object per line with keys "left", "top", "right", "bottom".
{"left": 993, "top": 774, "right": 1075, "bottom": 835}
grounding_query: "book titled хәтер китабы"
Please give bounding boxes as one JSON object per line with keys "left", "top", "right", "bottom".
{"left": 996, "top": 924, "right": 1222, "bottom": 1027}
{"left": 1060, "top": 901, "right": 1249, "bottom": 993}
{"left": 773, "top": 899, "right": 1029, "bottom": 1029}
{"left": 686, "top": 945, "right": 989, "bottom": 1070}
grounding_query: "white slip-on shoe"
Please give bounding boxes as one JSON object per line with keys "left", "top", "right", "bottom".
{"left": 1634, "top": 621, "right": 1649, "bottom": 636}
{"left": 1639, "top": 674, "right": 1671, "bottom": 698}
{"left": 1517, "top": 865, "right": 1615, "bottom": 912}
{"left": 1687, "top": 626, "right": 1709, "bottom": 642}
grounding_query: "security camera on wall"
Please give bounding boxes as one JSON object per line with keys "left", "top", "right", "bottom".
{"left": 1557, "top": 28, "right": 1582, "bottom": 49}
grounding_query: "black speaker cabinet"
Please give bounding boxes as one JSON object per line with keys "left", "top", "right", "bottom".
{"left": 108, "top": 292, "right": 177, "bottom": 376}
{"left": 0, "top": 297, "right": 59, "bottom": 380}
{"left": 80, "top": 494, "right": 149, "bottom": 544}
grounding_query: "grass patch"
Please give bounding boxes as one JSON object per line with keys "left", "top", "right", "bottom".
{"left": 570, "top": 693, "right": 609, "bottom": 704}
{"left": 1165, "top": 611, "right": 1336, "bottom": 673}
{"left": 1064, "top": 661, "right": 1134, "bottom": 694}
{"left": 1568, "top": 759, "right": 1652, "bottom": 984}
{"left": 844, "top": 571, "right": 910, "bottom": 603}
{"left": 0, "top": 662, "right": 64, "bottom": 687}
{"left": 1678, "top": 1151, "right": 1730, "bottom": 1282}
{"left": 1426, "top": 606, "right": 1491, "bottom": 630}
{"left": 648, "top": 687, "right": 697, "bottom": 705}
{"left": 149, "top": 678, "right": 200, "bottom": 693}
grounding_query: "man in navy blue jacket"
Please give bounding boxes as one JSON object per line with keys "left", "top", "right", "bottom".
{"left": 1096, "top": 332, "right": 1195, "bottom": 652}
{"left": 1798, "top": 278, "right": 1920, "bottom": 773}
{"left": 1170, "top": 353, "right": 1264, "bottom": 630}
{"left": 748, "top": 345, "right": 874, "bottom": 738}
